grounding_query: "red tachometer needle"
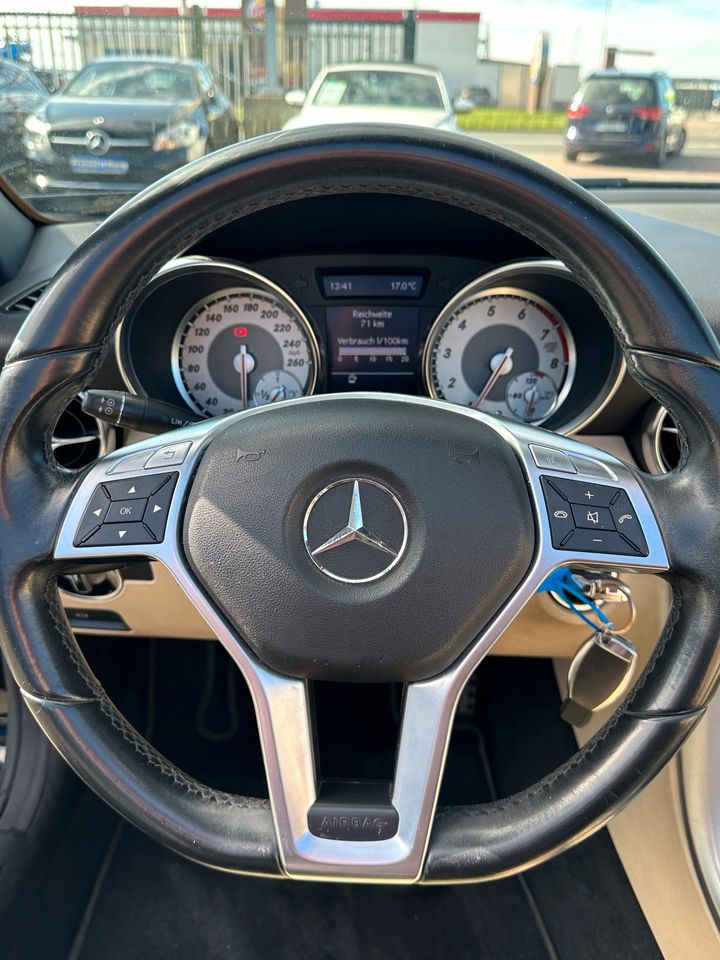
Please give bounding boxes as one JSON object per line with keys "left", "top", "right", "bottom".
{"left": 472, "top": 347, "right": 514, "bottom": 409}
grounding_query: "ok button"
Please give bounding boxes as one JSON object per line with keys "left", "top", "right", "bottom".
{"left": 106, "top": 498, "right": 148, "bottom": 523}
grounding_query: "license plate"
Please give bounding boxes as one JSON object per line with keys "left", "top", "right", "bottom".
{"left": 593, "top": 121, "right": 628, "bottom": 133}
{"left": 69, "top": 155, "right": 129, "bottom": 175}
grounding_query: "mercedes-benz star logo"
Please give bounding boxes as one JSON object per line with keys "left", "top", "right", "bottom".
{"left": 303, "top": 479, "right": 408, "bottom": 583}
{"left": 85, "top": 129, "right": 110, "bottom": 155}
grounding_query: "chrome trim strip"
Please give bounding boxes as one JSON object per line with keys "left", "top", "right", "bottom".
{"left": 39, "top": 178, "right": 147, "bottom": 193}
{"left": 641, "top": 403, "right": 677, "bottom": 475}
{"left": 50, "top": 135, "right": 149, "bottom": 148}
{"left": 54, "top": 393, "right": 668, "bottom": 882}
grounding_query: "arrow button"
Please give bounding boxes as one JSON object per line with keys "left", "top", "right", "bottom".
{"left": 105, "top": 475, "right": 168, "bottom": 500}
{"left": 74, "top": 484, "right": 111, "bottom": 545}
{"left": 143, "top": 473, "right": 178, "bottom": 542}
{"left": 83, "top": 522, "right": 155, "bottom": 548}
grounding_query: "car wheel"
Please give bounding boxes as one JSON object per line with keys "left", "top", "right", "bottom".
{"left": 652, "top": 137, "right": 668, "bottom": 167}
{"left": 565, "top": 151, "right": 579, "bottom": 162}
{"left": 668, "top": 127, "right": 687, "bottom": 157}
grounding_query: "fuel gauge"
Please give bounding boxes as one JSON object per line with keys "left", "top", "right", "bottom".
{"left": 253, "top": 369, "right": 303, "bottom": 405}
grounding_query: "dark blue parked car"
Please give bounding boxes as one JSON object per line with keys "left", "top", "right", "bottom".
{"left": 564, "top": 70, "right": 686, "bottom": 167}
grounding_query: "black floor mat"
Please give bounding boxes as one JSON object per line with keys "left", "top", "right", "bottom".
{"left": 68, "top": 649, "right": 662, "bottom": 960}
{"left": 73, "top": 825, "right": 554, "bottom": 960}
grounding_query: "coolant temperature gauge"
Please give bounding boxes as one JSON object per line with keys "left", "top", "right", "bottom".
{"left": 505, "top": 370, "right": 558, "bottom": 422}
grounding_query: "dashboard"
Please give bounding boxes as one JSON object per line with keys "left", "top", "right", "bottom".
{"left": 120, "top": 253, "right": 621, "bottom": 434}
{"left": 5, "top": 186, "right": 720, "bottom": 464}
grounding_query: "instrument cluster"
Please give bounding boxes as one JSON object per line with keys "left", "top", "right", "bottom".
{"left": 119, "top": 255, "right": 622, "bottom": 434}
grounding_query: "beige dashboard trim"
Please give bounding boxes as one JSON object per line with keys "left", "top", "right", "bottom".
{"left": 60, "top": 562, "right": 214, "bottom": 639}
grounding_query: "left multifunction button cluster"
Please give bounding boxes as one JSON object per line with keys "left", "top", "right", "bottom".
{"left": 73, "top": 473, "right": 178, "bottom": 548}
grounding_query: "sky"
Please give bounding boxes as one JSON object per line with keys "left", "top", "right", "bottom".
{"left": 1, "top": 0, "right": 719, "bottom": 79}
{"left": 476, "top": 0, "right": 720, "bottom": 78}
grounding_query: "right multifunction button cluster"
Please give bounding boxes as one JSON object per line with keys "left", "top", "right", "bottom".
{"left": 540, "top": 477, "right": 648, "bottom": 557}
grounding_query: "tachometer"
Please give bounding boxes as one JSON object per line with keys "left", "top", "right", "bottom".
{"left": 424, "top": 284, "right": 575, "bottom": 424}
{"left": 172, "top": 281, "right": 320, "bottom": 416}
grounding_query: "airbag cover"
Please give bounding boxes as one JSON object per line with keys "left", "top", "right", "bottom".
{"left": 182, "top": 397, "right": 534, "bottom": 681}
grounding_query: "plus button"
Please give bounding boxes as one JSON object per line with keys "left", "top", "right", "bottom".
{"left": 584, "top": 491, "right": 594, "bottom": 500}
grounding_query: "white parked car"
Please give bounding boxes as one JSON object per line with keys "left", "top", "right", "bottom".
{"left": 283, "top": 63, "right": 457, "bottom": 132}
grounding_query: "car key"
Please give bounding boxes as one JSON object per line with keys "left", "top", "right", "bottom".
{"left": 561, "top": 627, "right": 637, "bottom": 727}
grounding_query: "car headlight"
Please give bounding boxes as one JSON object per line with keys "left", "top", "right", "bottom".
{"left": 24, "top": 114, "right": 50, "bottom": 137}
{"left": 153, "top": 121, "right": 200, "bottom": 152}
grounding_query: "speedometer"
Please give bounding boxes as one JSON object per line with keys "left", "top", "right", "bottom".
{"left": 424, "top": 285, "right": 575, "bottom": 424}
{"left": 172, "top": 279, "right": 320, "bottom": 417}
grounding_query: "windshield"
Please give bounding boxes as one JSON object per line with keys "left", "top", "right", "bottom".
{"left": 62, "top": 61, "right": 197, "bottom": 101}
{"left": 0, "top": 65, "right": 42, "bottom": 95}
{"left": 313, "top": 71, "right": 444, "bottom": 109}
{"left": 1, "top": 3, "right": 719, "bottom": 221}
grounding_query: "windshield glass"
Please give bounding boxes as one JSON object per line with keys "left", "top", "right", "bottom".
{"left": 313, "top": 70, "right": 444, "bottom": 108}
{"left": 1, "top": 2, "right": 719, "bottom": 221}
{"left": 0, "top": 65, "right": 42, "bottom": 95}
{"left": 62, "top": 61, "right": 197, "bottom": 101}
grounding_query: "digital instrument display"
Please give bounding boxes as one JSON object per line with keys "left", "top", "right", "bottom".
{"left": 326, "top": 305, "right": 419, "bottom": 390}
{"left": 322, "top": 274, "right": 424, "bottom": 299}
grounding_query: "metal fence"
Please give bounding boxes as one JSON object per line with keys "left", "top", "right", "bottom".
{"left": 0, "top": 10, "right": 412, "bottom": 104}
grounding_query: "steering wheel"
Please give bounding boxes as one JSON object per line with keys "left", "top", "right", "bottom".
{"left": 1, "top": 127, "right": 719, "bottom": 884}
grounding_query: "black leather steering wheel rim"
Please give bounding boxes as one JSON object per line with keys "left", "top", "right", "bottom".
{"left": 1, "top": 126, "right": 720, "bottom": 882}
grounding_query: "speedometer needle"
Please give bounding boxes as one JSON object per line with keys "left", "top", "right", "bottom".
{"left": 472, "top": 347, "right": 514, "bottom": 409}
{"left": 233, "top": 345, "right": 256, "bottom": 410}
{"left": 239, "top": 344, "right": 248, "bottom": 410}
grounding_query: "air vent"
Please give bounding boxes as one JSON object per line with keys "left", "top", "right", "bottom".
{"left": 641, "top": 405, "right": 681, "bottom": 474}
{"left": 52, "top": 396, "right": 114, "bottom": 470}
{"left": 4, "top": 281, "right": 49, "bottom": 314}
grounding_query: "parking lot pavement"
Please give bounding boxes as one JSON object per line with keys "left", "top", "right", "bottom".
{"left": 466, "top": 118, "right": 720, "bottom": 183}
